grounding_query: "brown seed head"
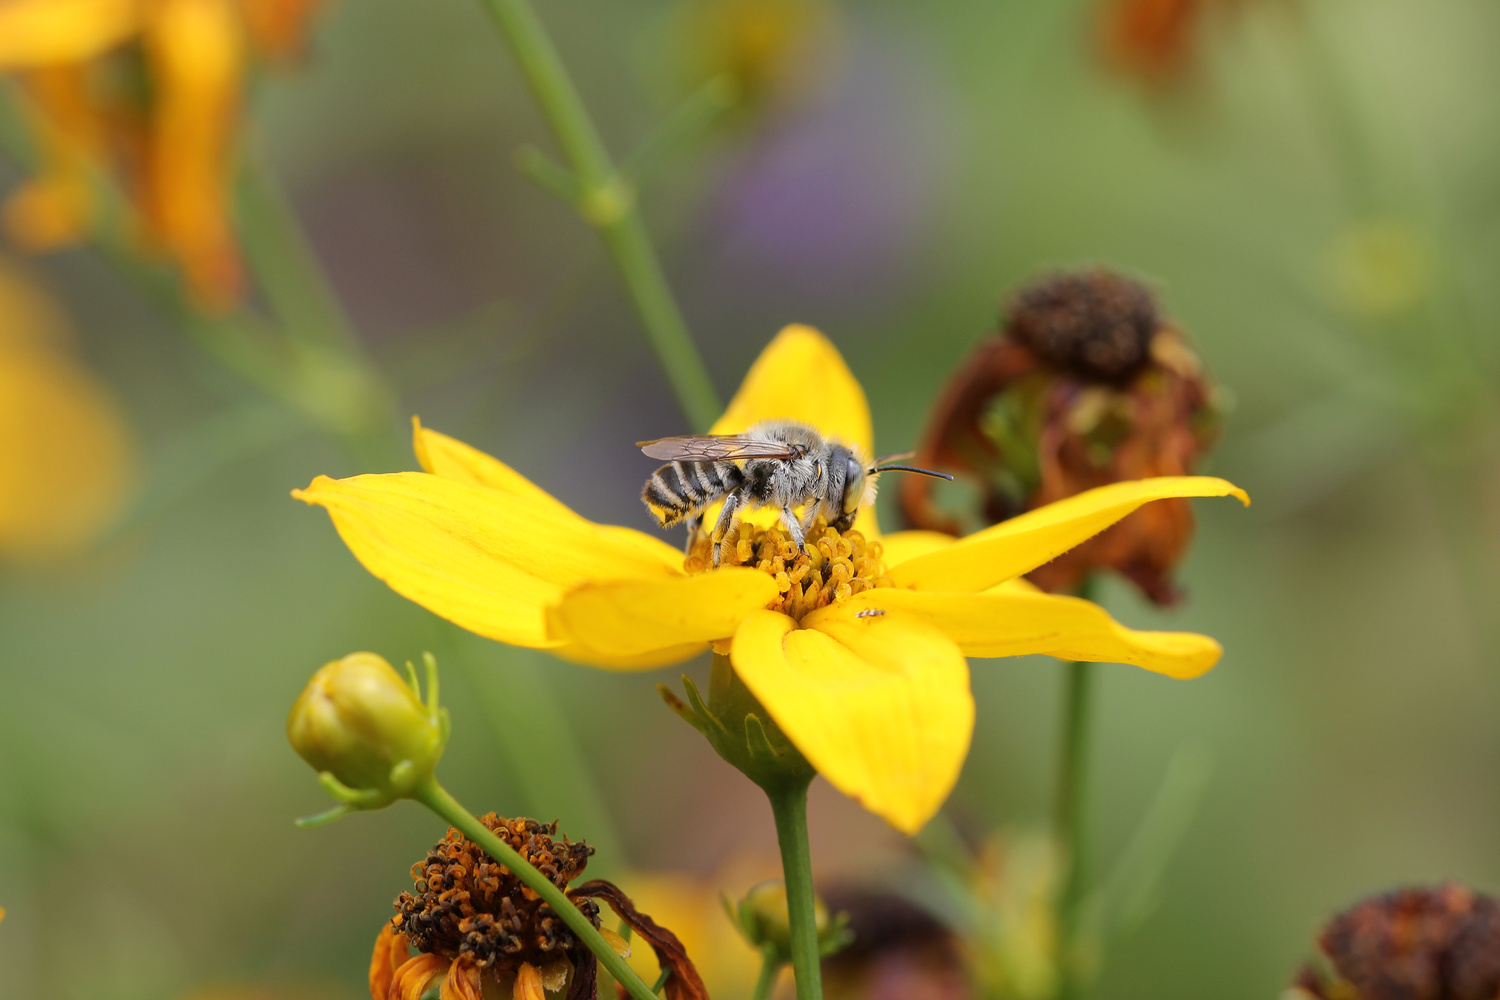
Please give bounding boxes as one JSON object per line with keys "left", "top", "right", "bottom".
{"left": 394, "top": 815, "right": 600, "bottom": 972}
{"left": 899, "top": 267, "right": 1223, "bottom": 605}
{"left": 1291, "top": 884, "right": 1500, "bottom": 1000}
{"left": 1005, "top": 269, "right": 1158, "bottom": 384}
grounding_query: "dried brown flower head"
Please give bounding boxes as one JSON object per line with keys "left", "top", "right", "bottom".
{"left": 396, "top": 815, "right": 599, "bottom": 972}
{"left": 898, "top": 268, "right": 1224, "bottom": 605}
{"left": 1290, "top": 884, "right": 1500, "bottom": 1000}
{"left": 369, "top": 815, "right": 708, "bottom": 1000}
{"left": 820, "top": 887, "right": 970, "bottom": 1000}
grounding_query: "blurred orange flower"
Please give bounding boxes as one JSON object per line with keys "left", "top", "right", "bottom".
{"left": 0, "top": 258, "right": 134, "bottom": 560}
{"left": 1095, "top": 0, "right": 1251, "bottom": 86}
{"left": 0, "top": 0, "right": 325, "bottom": 311}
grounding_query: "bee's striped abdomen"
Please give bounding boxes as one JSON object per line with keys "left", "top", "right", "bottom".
{"left": 642, "top": 460, "right": 740, "bottom": 527}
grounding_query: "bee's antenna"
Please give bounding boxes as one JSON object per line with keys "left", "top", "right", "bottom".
{"left": 868, "top": 464, "right": 954, "bottom": 481}
{"left": 873, "top": 450, "right": 915, "bottom": 465}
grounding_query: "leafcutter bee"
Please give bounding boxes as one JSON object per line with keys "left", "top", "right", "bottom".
{"left": 638, "top": 419, "right": 952, "bottom": 565}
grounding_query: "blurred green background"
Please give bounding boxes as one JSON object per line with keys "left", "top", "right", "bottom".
{"left": 2, "top": 0, "right": 1499, "bottom": 997}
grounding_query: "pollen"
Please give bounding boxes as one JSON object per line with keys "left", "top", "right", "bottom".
{"left": 686, "top": 520, "right": 893, "bottom": 621}
{"left": 394, "top": 815, "right": 600, "bottom": 972}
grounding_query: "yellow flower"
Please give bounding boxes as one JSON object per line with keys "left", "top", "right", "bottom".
{"left": 0, "top": 258, "right": 134, "bottom": 560}
{"left": 0, "top": 0, "right": 325, "bottom": 311}
{"left": 294, "top": 325, "right": 1246, "bottom": 834}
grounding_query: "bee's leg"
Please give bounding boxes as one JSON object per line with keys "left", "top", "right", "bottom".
{"left": 683, "top": 513, "right": 704, "bottom": 555}
{"left": 779, "top": 506, "right": 807, "bottom": 552}
{"left": 709, "top": 493, "right": 741, "bottom": 568}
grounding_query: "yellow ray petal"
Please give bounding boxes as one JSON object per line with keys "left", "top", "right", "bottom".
{"left": 731, "top": 608, "right": 973, "bottom": 834}
{"left": 0, "top": 0, "right": 139, "bottom": 67}
{"left": 879, "top": 529, "right": 957, "bottom": 568}
{"left": 888, "top": 477, "right": 1248, "bottom": 593}
{"left": 412, "top": 417, "right": 565, "bottom": 509}
{"left": 809, "top": 589, "right": 1221, "bottom": 679}
{"left": 294, "top": 472, "right": 684, "bottom": 647}
{"left": 711, "top": 325, "right": 873, "bottom": 457}
{"left": 545, "top": 569, "right": 779, "bottom": 667}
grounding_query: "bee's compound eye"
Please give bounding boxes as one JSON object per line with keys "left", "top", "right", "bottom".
{"left": 843, "top": 455, "right": 865, "bottom": 514}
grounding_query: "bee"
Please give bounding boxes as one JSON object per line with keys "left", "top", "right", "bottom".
{"left": 638, "top": 419, "right": 952, "bottom": 565}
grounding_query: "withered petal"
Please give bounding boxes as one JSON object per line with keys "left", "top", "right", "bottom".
{"left": 569, "top": 881, "right": 709, "bottom": 1000}
{"left": 369, "top": 922, "right": 412, "bottom": 1000}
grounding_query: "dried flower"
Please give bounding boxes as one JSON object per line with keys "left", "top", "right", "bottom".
{"left": 899, "top": 269, "right": 1225, "bottom": 605}
{"left": 0, "top": 0, "right": 326, "bottom": 310}
{"left": 819, "top": 888, "right": 969, "bottom": 1000}
{"left": 371, "top": 816, "right": 706, "bottom": 1000}
{"left": 1289, "top": 884, "right": 1500, "bottom": 1000}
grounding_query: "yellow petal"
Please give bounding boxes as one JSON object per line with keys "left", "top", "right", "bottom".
{"left": 731, "top": 608, "right": 973, "bottom": 834}
{"left": 294, "top": 472, "right": 683, "bottom": 647}
{"left": 545, "top": 569, "right": 778, "bottom": 668}
{"left": 879, "top": 529, "right": 957, "bottom": 568}
{"left": 888, "top": 477, "right": 1249, "bottom": 593}
{"left": 0, "top": 0, "right": 139, "bottom": 67}
{"left": 412, "top": 417, "right": 564, "bottom": 510}
{"left": 0, "top": 345, "right": 135, "bottom": 561}
{"left": 711, "top": 324, "right": 873, "bottom": 457}
{"left": 813, "top": 589, "right": 1221, "bottom": 679}
{"left": 704, "top": 325, "right": 880, "bottom": 536}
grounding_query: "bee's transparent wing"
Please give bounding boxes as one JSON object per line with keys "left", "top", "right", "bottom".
{"left": 636, "top": 435, "right": 800, "bottom": 461}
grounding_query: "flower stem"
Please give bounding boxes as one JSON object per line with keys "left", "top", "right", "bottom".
{"left": 413, "top": 777, "right": 660, "bottom": 1000}
{"left": 750, "top": 952, "right": 782, "bottom": 1000}
{"left": 1053, "top": 657, "right": 1095, "bottom": 999}
{"left": 471, "top": 0, "right": 721, "bottom": 431}
{"left": 765, "top": 776, "right": 823, "bottom": 1000}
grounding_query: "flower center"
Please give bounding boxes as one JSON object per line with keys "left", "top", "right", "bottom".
{"left": 396, "top": 815, "right": 599, "bottom": 970}
{"left": 686, "top": 520, "right": 892, "bottom": 621}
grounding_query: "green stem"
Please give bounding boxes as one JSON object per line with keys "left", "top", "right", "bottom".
{"left": 750, "top": 952, "right": 782, "bottom": 1000}
{"left": 472, "top": 0, "right": 721, "bottom": 431}
{"left": 766, "top": 777, "right": 822, "bottom": 1000}
{"left": 651, "top": 968, "right": 671, "bottom": 995}
{"left": 413, "top": 777, "right": 660, "bottom": 1000}
{"left": 1053, "top": 657, "right": 1096, "bottom": 1000}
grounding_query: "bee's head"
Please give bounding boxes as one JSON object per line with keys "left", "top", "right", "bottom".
{"left": 833, "top": 446, "right": 953, "bottom": 520}
{"left": 840, "top": 450, "right": 868, "bottom": 517}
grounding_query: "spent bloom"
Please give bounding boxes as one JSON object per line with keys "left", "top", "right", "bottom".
{"left": 900, "top": 270, "right": 1224, "bottom": 605}
{"left": 1289, "top": 884, "right": 1500, "bottom": 1000}
{"left": 294, "top": 325, "right": 1245, "bottom": 833}
{"left": 371, "top": 815, "right": 705, "bottom": 1000}
{"left": 0, "top": 0, "right": 325, "bottom": 309}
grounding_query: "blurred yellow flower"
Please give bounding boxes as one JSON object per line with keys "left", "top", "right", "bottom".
{"left": 0, "top": 259, "right": 134, "bottom": 560}
{"left": 620, "top": 870, "right": 767, "bottom": 1000}
{"left": 0, "top": 0, "right": 325, "bottom": 311}
{"left": 295, "top": 325, "right": 1246, "bottom": 834}
{"left": 677, "top": 0, "right": 839, "bottom": 108}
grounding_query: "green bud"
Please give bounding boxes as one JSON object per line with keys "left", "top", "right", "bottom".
{"left": 726, "top": 880, "right": 850, "bottom": 963}
{"left": 287, "top": 651, "right": 449, "bottom": 821}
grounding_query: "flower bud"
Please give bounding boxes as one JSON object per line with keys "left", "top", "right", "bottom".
{"left": 287, "top": 651, "right": 448, "bottom": 815}
{"left": 729, "top": 880, "right": 849, "bottom": 961}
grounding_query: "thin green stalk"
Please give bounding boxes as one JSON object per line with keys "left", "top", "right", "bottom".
{"left": 1053, "top": 657, "right": 1096, "bottom": 1000}
{"left": 651, "top": 968, "right": 671, "bottom": 995}
{"left": 766, "top": 777, "right": 822, "bottom": 1000}
{"left": 414, "top": 777, "right": 660, "bottom": 1000}
{"left": 472, "top": 0, "right": 721, "bottom": 431}
{"left": 750, "top": 952, "right": 782, "bottom": 1000}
